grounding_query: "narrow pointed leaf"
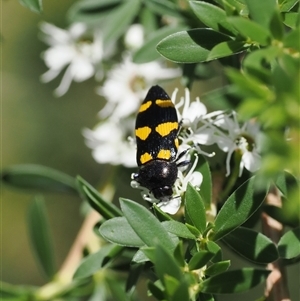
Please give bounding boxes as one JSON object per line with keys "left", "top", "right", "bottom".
{"left": 278, "top": 227, "right": 300, "bottom": 259}
{"left": 208, "top": 40, "right": 247, "bottom": 60}
{"left": 204, "top": 260, "right": 231, "bottom": 276}
{"left": 133, "top": 25, "right": 187, "bottom": 63}
{"left": 73, "top": 244, "right": 117, "bottom": 279}
{"left": 275, "top": 171, "right": 298, "bottom": 198}
{"left": 157, "top": 29, "right": 230, "bottom": 63}
{"left": 1, "top": 164, "right": 77, "bottom": 193}
{"left": 212, "top": 177, "right": 268, "bottom": 241}
{"left": 77, "top": 176, "right": 122, "bottom": 220}
{"left": 103, "top": 0, "right": 140, "bottom": 43}
{"left": 120, "top": 198, "right": 176, "bottom": 249}
{"left": 148, "top": 281, "right": 165, "bottom": 301}
{"left": 189, "top": 1, "right": 238, "bottom": 36}
{"left": 99, "top": 217, "right": 145, "bottom": 247}
{"left": 162, "top": 221, "right": 195, "bottom": 239}
{"left": 19, "top": 0, "right": 42, "bottom": 13}
{"left": 206, "top": 241, "right": 223, "bottom": 263}
{"left": 201, "top": 268, "right": 270, "bottom": 293}
{"left": 227, "top": 17, "right": 271, "bottom": 45}
{"left": 244, "top": 0, "right": 277, "bottom": 29}
{"left": 222, "top": 227, "right": 278, "bottom": 263}
{"left": 170, "top": 278, "right": 189, "bottom": 301}
{"left": 196, "top": 155, "right": 212, "bottom": 208}
{"left": 126, "top": 263, "right": 144, "bottom": 292}
{"left": 188, "top": 251, "right": 214, "bottom": 270}
{"left": 153, "top": 203, "right": 173, "bottom": 222}
{"left": 155, "top": 245, "right": 183, "bottom": 284}
{"left": 27, "top": 197, "right": 55, "bottom": 279}
{"left": 185, "top": 184, "right": 206, "bottom": 233}
{"left": 198, "top": 293, "right": 215, "bottom": 301}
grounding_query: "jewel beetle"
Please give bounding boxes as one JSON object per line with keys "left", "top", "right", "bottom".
{"left": 133, "top": 85, "right": 188, "bottom": 202}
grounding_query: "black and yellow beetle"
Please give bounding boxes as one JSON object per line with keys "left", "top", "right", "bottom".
{"left": 133, "top": 85, "right": 188, "bottom": 202}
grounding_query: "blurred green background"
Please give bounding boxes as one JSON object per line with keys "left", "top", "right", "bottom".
{"left": 1, "top": 0, "right": 108, "bottom": 285}
{"left": 1, "top": 2, "right": 299, "bottom": 300}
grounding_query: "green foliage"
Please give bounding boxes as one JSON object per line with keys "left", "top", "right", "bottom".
{"left": 28, "top": 197, "right": 55, "bottom": 279}
{"left": 4, "top": 0, "right": 300, "bottom": 300}
{"left": 1, "top": 164, "right": 77, "bottom": 193}
{"left": 19, "top": 0, "right": 42, "bottom": 13}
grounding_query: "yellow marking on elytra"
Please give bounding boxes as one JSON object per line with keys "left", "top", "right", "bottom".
{"left": 140, "top": 152, "right": 153, "bottom": 164}
{"left": 155, "top": 99, "right": 173, "bottom": 107}
{"left": 157, "top": 149, "right": 171, "bottom": 160}
{"left": 175, "top": 138, "right": 179, "bottom": 150}
{"left": 139, "top": 100, "right": 152, "bottom": 112}
{"left": 155, "top": 122, "right": 178, "bottom": 137}
{"left": 135, "top": 127, "right": 152, "bottom": 140}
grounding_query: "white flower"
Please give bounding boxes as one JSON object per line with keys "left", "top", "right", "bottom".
{"left": 212, "top": 112, "right": 261, "bottom": 176}
{"left": 97, "top": 55, "right": 181, "bottom": 120}
{"left": 124, "top": 24, "right": 144, "bottom": 50}
{"left": 40, "top": 22, "right": 104, "bottom": 96}
{"left": 173, "top": 88, "right": 216, "bottom": 155}
{"left": 83, "top": 118, "right": 136, "bottom": 167}
{"left": 174, "top": 154, "right": 203, "bottom": 196}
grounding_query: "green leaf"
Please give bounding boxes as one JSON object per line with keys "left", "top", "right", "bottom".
{"left": 201, "top": 268, "right": 270, "bottom": 293}
{"left": 154, "top": 245, "right": 183, "bottom": 284}
{"left": 73, "top": 244, "right": 117, "bottom": 279}
{"left": 205, "top": 241, "right": 223, "bottom": 263}
{"left": 145, "top": 0, "right": 184, "bottom": 19}
{"left": 120, "top": 198, "right": 177, "bottom": 250}
{"left": 244, "top": 0, "right": 277, "bottom": 29}
{"left": 283, "top": 28, "right": 300, "bottom": 51}
{"left": 99, "top": 217, "right": 145, "bottom": 247}
{"left": 152, "top": 204, "right": 174, "bottom": 222}
{"left": 227, "top": 17, "right": 271, "bottom": 46}
{"left": 198, "top": 293, "right": 215, "bottom": 301}
{"left": 211, "top": 177, "right": 268, "bottom": 241}
{"left": 269, "top": 10, "right": 284, "bottom": 40}
{"left": 242, "top": 46, "right": 279, "bottom": 83}
{"left": 222, "top": 227, "right": 278, "bottom": 263}
{"left": 263, "top": 204, "right": 299, "bottom": 228}
{"left": 173, "top": 241, "right": 186, "bottom": 267}
{"left": 188, "top": 251, "right": 214, "bottom": 270}
{"left": 164, "top": 275, "right": 180, "bottom": 298}
{"left": 132, "top": 249, "right": 150, "bottom": 263}
{"left": 19, "top": 0, "right": 42, "bottom": 13}
{"left": 208, "top": 40, "right": 247, "bottom": 60}
{"left": 196, "top": 155, "right": 212, "bottom": 208}
{"left": 279, "top": 0, "right": 299, "bottom": 12}
{"left": 148, "top": 281, "right": 165, "bottom": 301}
{"left": 185, "top": 184, "right": 207, "bottom": 233}
{"left": 189, "top": 1, "right": 238, "bottom": 36}
{"left": 67, "top": 0, "right": 121, "bottom": 24}
{"left": 226, "top": 68, "right": 272, "bottom": 99}
{"left": 278, "top": 227, "right": 300, "bottom": 259}
{"left": 162, "top": 221, "right": 195, "bottom": 239}
{"left": 133, "top": 25, "right": 187, "bottom": 63}
{"left": 170, "top": 278, "right": 190, "bottom": 301}
{"left": 102, "top": 0, "right": 140, "bottom": 44}
{"left": 77, "top": 176, "right": 122, "bottom": 220}
{"left": 282, "top": 12, "right": 299, "bottom": 28}
{"left": 1, "top": 164, "right": 77, "bottom": 193}
{"left": 275, "top": 171, "right": 299, "bottom": 198}
{"left": 204, "top": 260, "right": 231, "bottom": 276}
{"left": 27, "top": 197, "right": 55, "bottom": 279}
{"left": 126, "top": 263, "right": 144, "bottom": 292}
{"left": 157, "top": 29, "right": 230, "bottom": 63}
